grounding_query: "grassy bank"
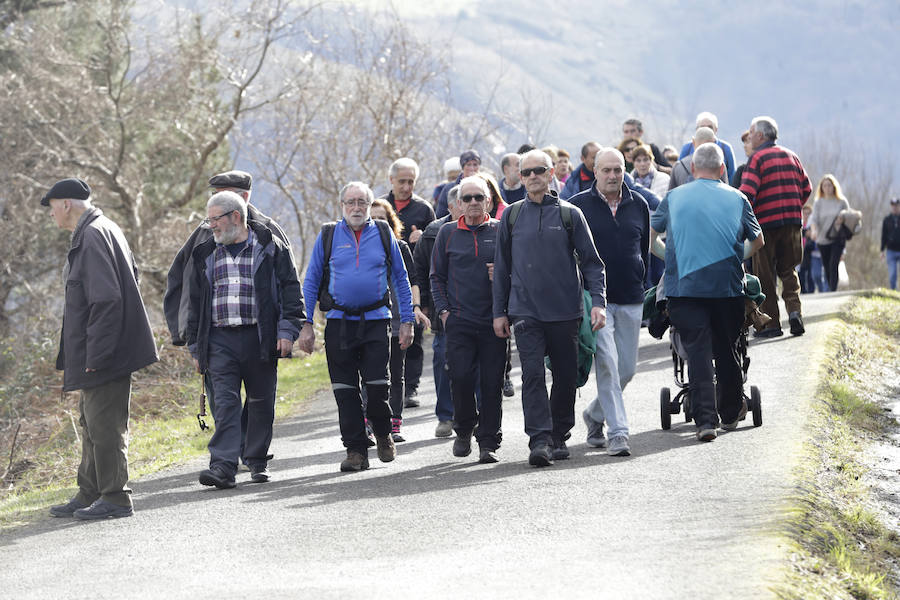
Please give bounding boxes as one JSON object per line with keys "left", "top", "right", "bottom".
{"left": 777, "top": 289, "right": 900, "bottom": 599}
{"left": 0, "top": 350, "right": 330, "bottom": 530}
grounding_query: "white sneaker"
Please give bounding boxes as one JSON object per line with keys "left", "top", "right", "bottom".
{"left": 583, "top": 412, "right": 607, "bottom": 448}
{"left": 607, "top": 435, "right": 631, "bottom": 457}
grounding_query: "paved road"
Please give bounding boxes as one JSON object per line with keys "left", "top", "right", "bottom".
{"left": 0, "top": 292, "right": 855, "bottom": 599}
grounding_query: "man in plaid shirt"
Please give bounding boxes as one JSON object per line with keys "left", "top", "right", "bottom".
{"left": 186, "top": 191, "right": 310, "bottom": 489}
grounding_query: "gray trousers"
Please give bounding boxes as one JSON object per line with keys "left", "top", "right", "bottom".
{"left": 76, "top": 375, "right": 132, "bottom": 508}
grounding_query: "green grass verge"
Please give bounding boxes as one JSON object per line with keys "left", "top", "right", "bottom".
{"left": 776, "top": 289, "right": 900, "bottom": 600}
{"left": 0, "top": 350, "right": 330, "bottom": 531}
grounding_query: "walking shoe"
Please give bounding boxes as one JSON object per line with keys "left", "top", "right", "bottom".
{"left": 434, "top": 420, "right": 453, "bottom": 438}
{"left": 365, "top": 418, "right": 376, "bottom": 447}
{"left": 607, "top": 435, "right": 631, "bottom": 457}
{"left": 528, "top": 444, "right": 554, "bottom": 467}
{"left": 721, "top": 400, "right": 749, "bottom": 431}
{"left": 199, "top": 466, "right": 237, "bottom": 489}
{"left": 502, "top": 378, "right": 514, "bottom": 397}
{"left": 789, "top": 311, "right": 805, "bottom": 336}
{"left": 376, "top": 434, "right": 396, "bottom": 462}
{"left": 403, "top": 390, "right": 420, "bottom": 408}
{"left": 340, "top": 451, "right": 369, "bottom": 472}
{"left": 49, "top": 497, "right": 89, "bottom": 518}
{"left": 249, "top": 464, "right": 271, "bottom": 483}
{"left": 73, "top": 499, "right": 134, "bottom": 520}
{"left": 753, "top": 326, "right": 783, "bottom": 339}
{"left": 696, "top": 428, "right": 718, "bottom": 442}
{"left": 452, "top": 432, "right": 472, "bottom": 457}
{"left": 478, "top": 447, "right": 499, "bottom": 463}
{"left": 583, "top": 412, "right": 607, "bottom": 448}
{"left": 551, "top": 440, "right": 570, "bottom": 460}
{"left": 391, "top": 417, "right": 405, "bottom": 443}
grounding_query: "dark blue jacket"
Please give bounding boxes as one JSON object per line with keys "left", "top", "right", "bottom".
{"left": 493, "top": 193, "right": 606, "bottom": 321}
{"left": 569, "top": 183, "right": 650, "bottom": 305}
{"left": 436, "top": 173, "right": 463, "bottom": 218}
{"left": 431, "top": 216, "right": 499, "bottom": 327}
{"left": 499, "top": 178, "right": 527, "bottom": 205}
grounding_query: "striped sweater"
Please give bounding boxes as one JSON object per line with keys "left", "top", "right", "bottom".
{"left": 739, "top": 141, "right": 811, "bottom": 229}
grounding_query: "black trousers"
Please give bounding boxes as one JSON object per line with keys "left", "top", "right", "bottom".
{"left": 445, "top": 316, "right": 506, "bottom": 449}
{"left": 325, "top": 319, "right": 391, "bottom": 454}
{"left": 402, "top": 323, "right": 425, "bottom": 394}
{"left": 388, "top": 335, "right": 406, "bottom": 418}
{"left": 512, "top": 317, "right": 580, "bottom": 449}
{"left": 818, "top": 241, "right": 845, "bottom": 293}
{"left": 667, "top": 296, "right": 745, "bottom": 430}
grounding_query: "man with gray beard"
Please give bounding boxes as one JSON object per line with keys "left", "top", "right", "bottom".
{"left": 185, "top": 191, "right": 308, "bottom": 488}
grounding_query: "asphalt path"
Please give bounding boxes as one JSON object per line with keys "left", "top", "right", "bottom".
{"left": 0, "top": 292, "right": 855, "bottom": 599}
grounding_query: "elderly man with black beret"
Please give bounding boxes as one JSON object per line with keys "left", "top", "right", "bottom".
{"left": 44, "top": 178, "right": 158, "bottom": 520}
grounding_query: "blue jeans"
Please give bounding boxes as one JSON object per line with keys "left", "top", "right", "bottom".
{"left": 887, "top": 249, "right": 900, "bottom": 289}
{"left": 432, "top": 332, "right": 453, "bottom": 422}
{"left": 582, "top": 303, "right": 642, "bottom": 440}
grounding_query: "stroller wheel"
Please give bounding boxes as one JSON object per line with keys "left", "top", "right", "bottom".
{"left": 683, "top": 392, "right": 692, "bottom": 423}
{"left": 750, "top": 386, "right": 762, "bottom": 427}
{"left": 660, "top": 387, "right": 672, "bottom": 430}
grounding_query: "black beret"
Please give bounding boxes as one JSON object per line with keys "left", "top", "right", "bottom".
{"left": 41, "top": 178, "right": 91, "bottom": 206}
{"left": 459, "top": 149, "right": 481, "bottom": 166}
{"left": 208, "top": 170, "right": 252, "bottom": 191}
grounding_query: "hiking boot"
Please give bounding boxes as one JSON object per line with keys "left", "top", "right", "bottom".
{"left": 340, "top": 451, "right": 369, "bottom": 472}
{"left": 199, "top": 466, "right": 237, "bottom": 489}
{"left": 551, "top": 440, "right": 570, "bottom": 460}
{"left": 434, "top": 420, "right": 453, "bottom": 438}
{"left": 789, "top": 311, "right": 805, "bottom": 336}
{"left": 453, "top": 432, "right": 473, "bottom": 457}
{"left": 583, "top": 412, "right": 607, "bottom": 448}
{"left": 696, "top": 428, "right": 718, "bottom": 442}
{"left": 249, "top": 464, "right": 271, "bottom": 483}
{"left": 753, "top": 326, "right": 783, "bottom": 339}
{"left": 376, "top": 434, "right": 396, "bottom": 463}
{"left": 73, "top": 499, "right": 133, "bottom": 520}
{"left": 403, "top": 390, "right": 420, "bottom": 408}
{"left": 721, "top": 400, "right": 749, "bottom": 431}
{"left": 478, "top": 447, "right": 499, "bottom": 464}
{"left": 607, "top": 435, "right": 631, "bottom": 457}
{"left": 49, "top": 497, "right": 89, "bottom": 518}
{"left": 391, "top": 418, "right": 405, "bottom": 443}
{"left": 528, "top": 444, "right": 554, "bottom": 467}
{"left": 502, "top": 378, "right": 514, "bottom": 397}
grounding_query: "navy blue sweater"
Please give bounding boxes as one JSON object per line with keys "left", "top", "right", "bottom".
{"left": 431, "top": 216, "right": 499, "bottom": 327}
{"left": 569, "top": 183, "right": 650, "bottom": 305}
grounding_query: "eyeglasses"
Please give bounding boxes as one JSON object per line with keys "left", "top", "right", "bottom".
{"left": 342, "top": 198, "right": 370, "bottom": 208}
{"left": 202, "top": 210, "right": 235, "bottom": 226}
{"left": 461, "top": 193, "right": 486, "bottom": 203}
{"left": 520, "top": 166, "right": 550, "bottom": 177}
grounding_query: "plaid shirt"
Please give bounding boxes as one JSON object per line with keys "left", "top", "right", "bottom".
{"left": 211, "top": 231, "right": 257, "bottom": 327}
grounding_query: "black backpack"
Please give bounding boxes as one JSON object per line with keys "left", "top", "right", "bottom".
{"left": 317, "top": 219, "right": 393, "bottom": 313}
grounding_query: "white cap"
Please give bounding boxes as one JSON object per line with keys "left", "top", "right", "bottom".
{"left": 443, "top": 157, "right": 461, "bottom": 174}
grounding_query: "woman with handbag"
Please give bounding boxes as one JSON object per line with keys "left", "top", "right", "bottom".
{"left": 810, "top": 174, "right": 852, "bottom": 292}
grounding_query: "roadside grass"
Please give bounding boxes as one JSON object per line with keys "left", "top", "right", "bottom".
{"left": 776, "top": 289, "right": 900, "bottom": 599}
{"left": 0, "top": 349, "right": 330, "bottom": 531}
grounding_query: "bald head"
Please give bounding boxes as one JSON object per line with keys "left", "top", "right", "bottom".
{"left": 692, "top": 126, "right": 717, "bottom": 148}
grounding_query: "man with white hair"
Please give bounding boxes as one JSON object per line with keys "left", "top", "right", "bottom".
{"left": 301, "top": 182, "right": 414, "bottom": 472}
{"left": 677, "top": 111, "right": 737, "bottom": 183}
{"left": 45, "top": 178, "right": 158, "bottom": 520}
{"left": 381, "top": 158, "right": 435, "bottom": 408}
{"left": 651, "top": 143, "right": 764, "bottom": 441}
{"left": 431, "top": 176, "right": 506, "bottom": 463}
{"left": 669, "top": 127, "right": 725, "bottom": 191}
{"left": 493, "top": 150, "right": 607, "bottom": 467}
{"left": 739, "top": 115, "right": 811, "bottom": 338}
{"left": 185, "top": 191, "right": 307, "bottom": 488}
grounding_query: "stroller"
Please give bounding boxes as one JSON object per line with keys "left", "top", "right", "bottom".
{"left": 644, "top": 275, "right": 767, "bottom": 431}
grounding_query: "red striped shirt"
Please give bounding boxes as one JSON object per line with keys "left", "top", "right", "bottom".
{"left": 739, "top": 143, "right": 810, "bottom": 229}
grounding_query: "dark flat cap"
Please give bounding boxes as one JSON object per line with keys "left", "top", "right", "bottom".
{"left": 41, "top": 178, "right": 91, "bottom": 206}
{"left": 208, "top": 170, "right": 252, "bottom": 191}
{"left": 459, "top": 149, "right": 481, "bottom": 166}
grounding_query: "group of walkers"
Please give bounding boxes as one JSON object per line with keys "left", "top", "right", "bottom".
{"left": 42, "top": 110, "right": 896, "bottom": 519}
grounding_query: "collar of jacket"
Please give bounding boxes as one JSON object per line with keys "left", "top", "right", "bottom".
{"left": 527, "top": 191, "right": 561, "bottom": 206}
{"left": 69, "top": 206, "right": 103, "bottom": 251}
{"left": 578, "top": 164, "right": 594, "bottom": 182}
{"left": 456, "top": 214, "right": 490, "bottom": 231}
{"left": 590, "top": 181, "right": 634, "bottom": 206}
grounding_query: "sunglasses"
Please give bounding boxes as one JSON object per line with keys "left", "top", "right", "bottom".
{"left": 520, "top": 166, "right": 549, "bottom": 177}
{"left": 461, "top": 193, "right": 486, "bottom": 203}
